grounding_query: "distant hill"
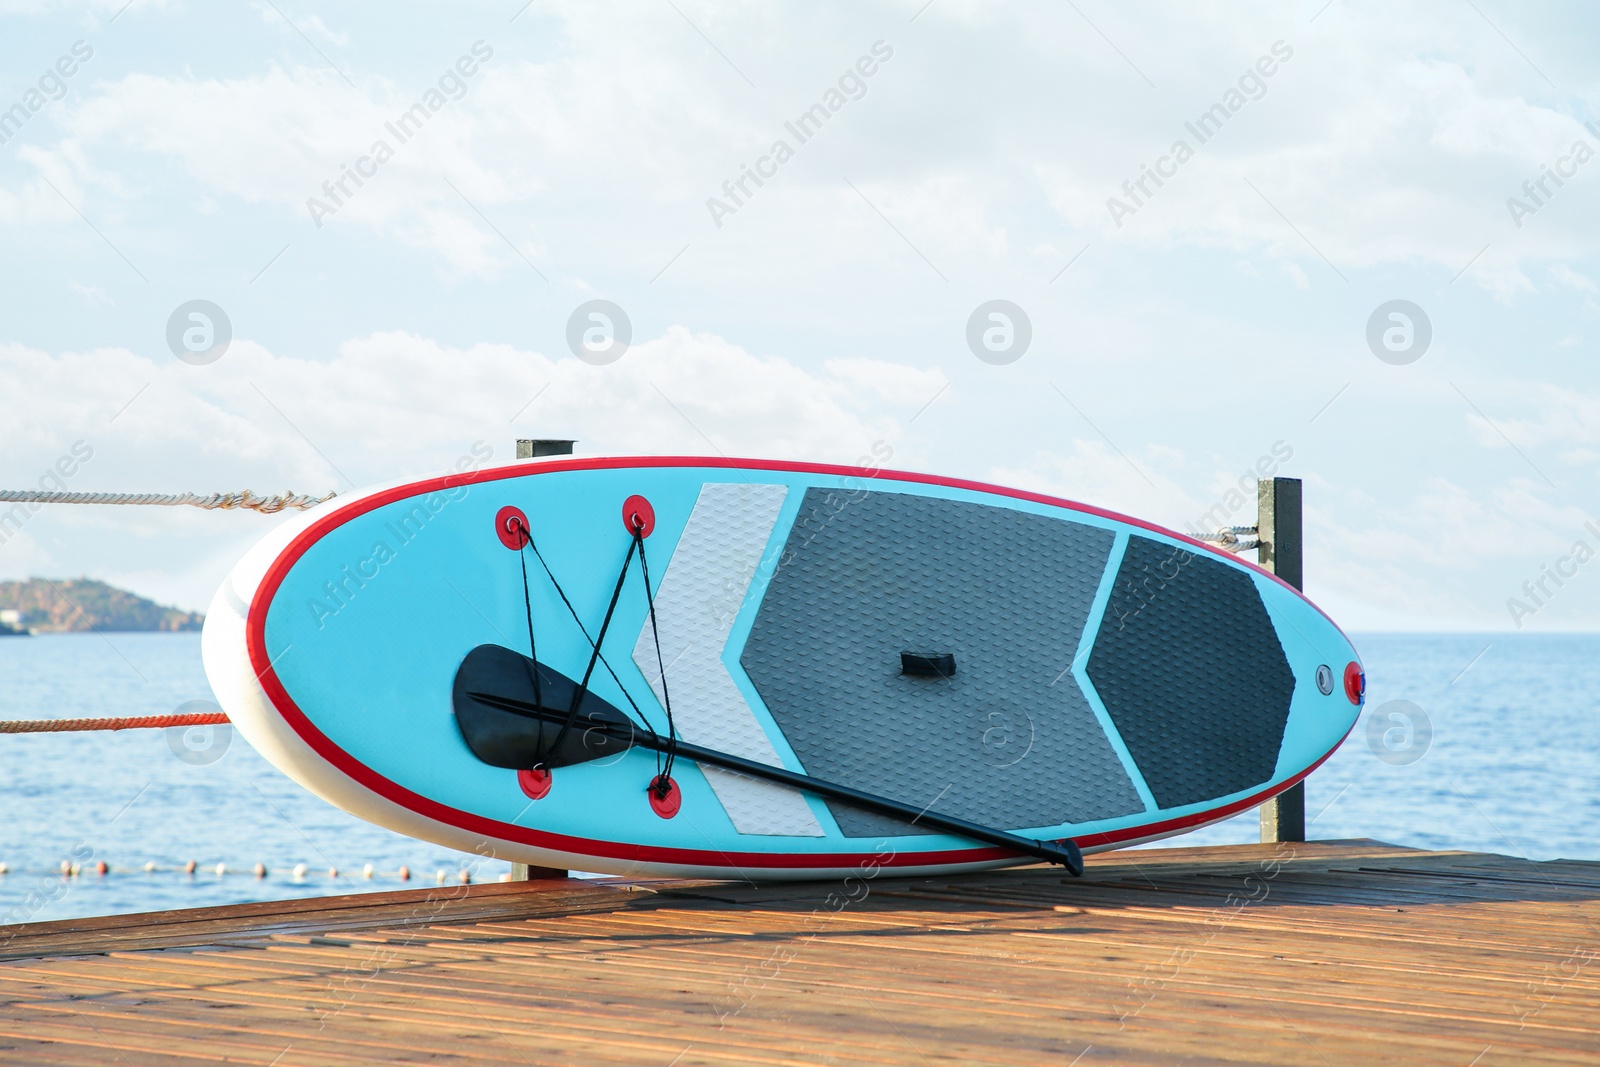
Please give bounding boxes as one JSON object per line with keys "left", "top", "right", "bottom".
{"left": 0, "top": 579, "right": 203, "bottom": 633}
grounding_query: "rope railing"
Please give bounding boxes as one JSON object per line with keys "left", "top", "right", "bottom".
{"left": 0, "top": 489, "right": 336, "bottom": 514}
{"left": 0, "top": 712, "right": 229, "bottom": 734}
{"left": 1196, "top": 525, "right": 1261, "bottom": 553}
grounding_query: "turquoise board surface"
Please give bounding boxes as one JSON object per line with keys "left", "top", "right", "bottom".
{"left": 208, "top": 457, "right": 1364, "bottom": 878}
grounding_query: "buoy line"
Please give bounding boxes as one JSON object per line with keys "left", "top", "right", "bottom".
{"left": 0, "top": 862, "right": 504, "bottom": 883}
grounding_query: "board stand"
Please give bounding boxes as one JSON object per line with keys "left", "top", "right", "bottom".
{"left": 1256, "top": 477, "right": 1306, "bottom": 844}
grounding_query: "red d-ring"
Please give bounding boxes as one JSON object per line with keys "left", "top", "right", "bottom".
{"left": 623, "top": 495, "right": 655, "bottom": 538}
{"left": 1343, "top": 661, "right": 1365, "bottom": 706}
{"left": 518, "top": 766, "right": 552, "bottom": 800}
{"left": 496, "top": 506, "right": 531, "bottom": 550}
{"left": 647, "top": 775, "right": 680, "bottom": 818}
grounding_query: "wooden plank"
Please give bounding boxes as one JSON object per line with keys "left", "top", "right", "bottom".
{"left": 0, "top": 879, "right": 647, "bottom": 961}
{"left": 0, "top": 843, "right": 1596, "bottom": 1065}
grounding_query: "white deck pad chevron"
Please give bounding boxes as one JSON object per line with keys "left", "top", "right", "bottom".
{"left": 632, "top": 483, "right": 824, "bottom": 837}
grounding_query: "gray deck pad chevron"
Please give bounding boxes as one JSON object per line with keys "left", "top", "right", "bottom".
{"left": 1087, "top": 536, "right": 1296, "bottom": 810}
{"left": 740, "top": 488, "right": 1144, "bottom": 837}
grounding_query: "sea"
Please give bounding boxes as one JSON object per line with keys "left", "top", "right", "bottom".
{"left": 1, "top": 632, "right": 1596, "bottom": 925}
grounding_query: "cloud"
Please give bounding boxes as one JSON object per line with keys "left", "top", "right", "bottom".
{"left": 989, "top": 430, "right": 1600, "bottom": 631}
{"left": 0, "top": 326, "right": 915, "bottom": 487}
{"left": 1450, "top": 381, "right": 1600, "bottom": 451}
{"left": 28, "top": 59, "right": 530, "bottom": 271}
{"left": 252, "top": 3, "right": 348, "bottom": 48}
{"left": 988, "top": 439, "right": 1250, "bottom": 538}
{"left": 0, "top": 328, "right": 920, "bottom": 607}
{"left": 1298, "top": 471, "right": 1600, "bottom": 629}
{"left": 67, "top": 280, "right": 110, "bottom": 305}
{"left": 1548, "top": 263, "right": 1597, "bottom": 293}
{"left": 6, "top": 0, "right": 1600, "bottom": 634}
{"left": 820, "top": 358, "right": 945, "bottom": 405}
{"left": 0, "top": 0, "right": 165, "bottom": 16}
{"left": 18, "top": 1, "right": 1595, "bottom": 288}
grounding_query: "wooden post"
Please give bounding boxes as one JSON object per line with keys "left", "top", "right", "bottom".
{"left": 509, "top": 861, "right": 568, "bottom": 881}
{"left": 517, "top": 439, "right": 575, "bottom": 459}
{"left": 510, "top": 437, "right": 574, "bottom": 882}
{"left": 1258, "top": 477, "right": 1305, "bottom": 844}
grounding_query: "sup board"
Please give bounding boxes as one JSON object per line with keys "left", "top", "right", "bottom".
{"left": 203, "top": 456, "right": 1365, "bottom": 880}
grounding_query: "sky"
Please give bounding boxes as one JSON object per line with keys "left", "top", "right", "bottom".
{"left": 1, "top": 0, "right": 1598, "bottom": 631}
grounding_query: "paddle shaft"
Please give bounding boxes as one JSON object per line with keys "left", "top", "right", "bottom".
{"left": 467, "top": 691, "right": 1084, "bottom": 874}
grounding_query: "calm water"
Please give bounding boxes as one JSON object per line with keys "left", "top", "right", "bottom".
{"left": 1, "top": 632, "right": 1596, "bottom": 924}
{"left": 1139, "top": 632, "right": 1600, "bottom": 860}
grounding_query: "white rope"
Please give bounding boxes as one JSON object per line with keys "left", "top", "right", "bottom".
{"left": 1197, "top": 525, "right": 1260, "bottom": 553}
{"left": 0, "top": 489, "right": 336, "bottom": 514}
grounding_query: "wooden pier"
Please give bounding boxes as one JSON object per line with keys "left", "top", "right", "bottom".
{"left": 0, "top": 840, "right": 1596, "bottom": 1065}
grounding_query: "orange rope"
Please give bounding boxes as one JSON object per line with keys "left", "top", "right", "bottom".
{"left": 0, "top": 712, "right": 230, "bottom": 734}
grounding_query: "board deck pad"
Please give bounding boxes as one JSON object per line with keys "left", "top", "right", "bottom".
{"left": 629, "top": 483, "right": 823, "bottom": 837}
{"left": 203, "top": 456, "right": 1364, "bottom": 880}
{"left": 741, "top": 487, "right": 1140, "bottom": 837}
{"left": 1088, "top": 537, "right": 1297, "bottom": 810}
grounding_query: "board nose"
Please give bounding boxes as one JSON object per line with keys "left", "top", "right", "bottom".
{"left": 1343, "top": 660, "right": 1366, "bottom": 706}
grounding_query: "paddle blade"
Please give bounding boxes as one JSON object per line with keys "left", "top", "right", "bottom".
{"left": 451, "top": 644, "right": 636, "bottom": 769}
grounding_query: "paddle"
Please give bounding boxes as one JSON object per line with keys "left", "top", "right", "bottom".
{"left": 452, "top": 647, "right": 1083, "bottom": 875}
